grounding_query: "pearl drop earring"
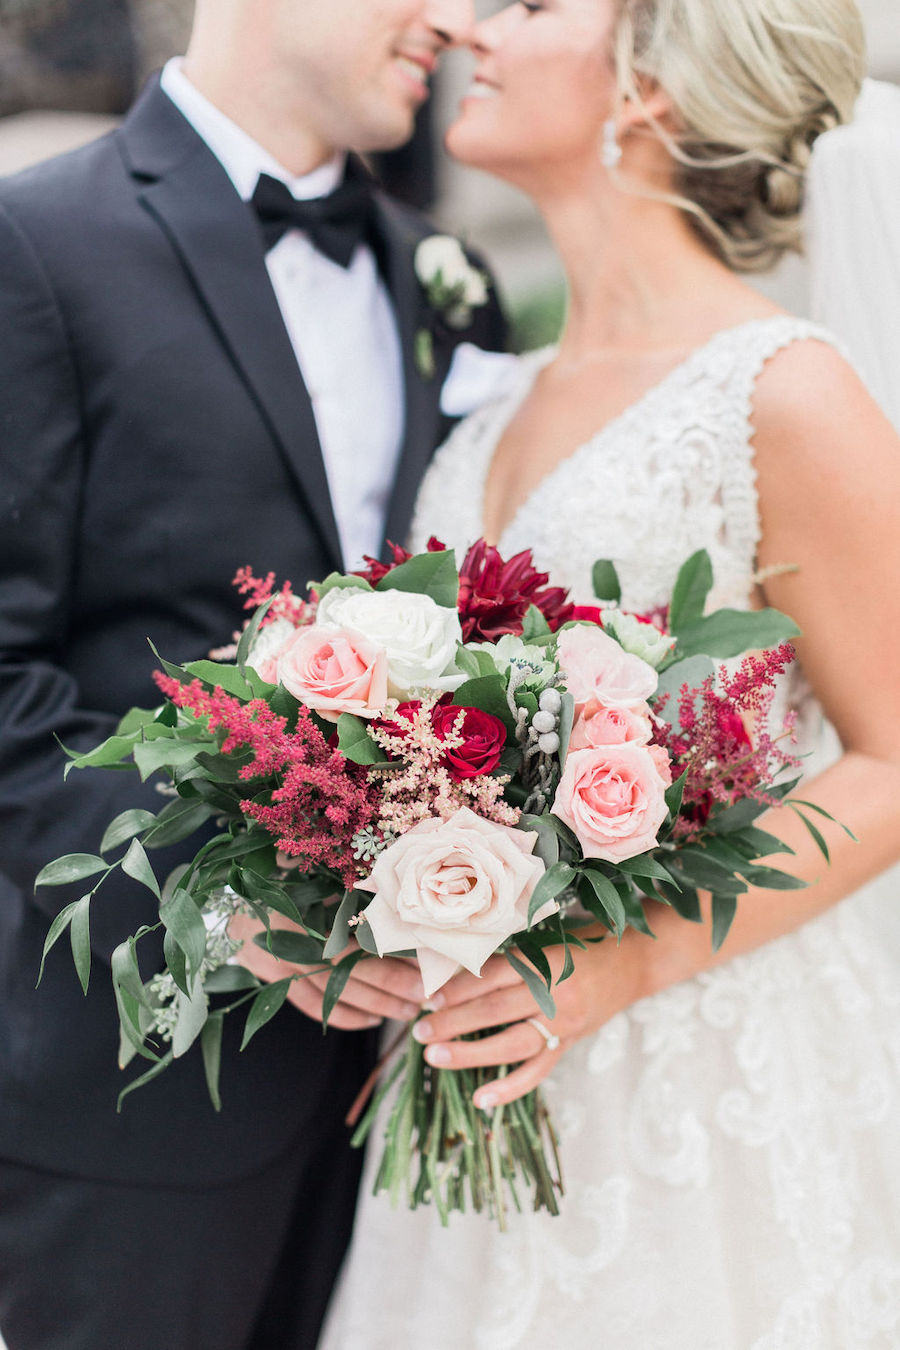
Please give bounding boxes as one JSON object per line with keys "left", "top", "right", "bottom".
{"left": 601, "top": 118, "right": 622, "bottom": 169}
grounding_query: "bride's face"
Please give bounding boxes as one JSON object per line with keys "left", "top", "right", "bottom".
{"left": 446, "top": 0, "right": 619, "bottom": 182}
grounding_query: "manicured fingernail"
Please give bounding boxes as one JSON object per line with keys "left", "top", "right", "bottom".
{"left": 423, "top": 992, "right": 445, "bottom": 1012}
{"left": 474, "top": 1092, "right": 498, "bottom": 1111}
{"left": 425, "top": 1044, "right": 451, "bottom": 1067}
{"left": 412, "top": 1019, "right": 433, "bottom": 1042}
{"left": 365, "top": 1017, "right": 383, "bottom": 1027}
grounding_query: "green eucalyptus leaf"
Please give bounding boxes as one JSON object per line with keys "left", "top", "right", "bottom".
{"left": 171, "top": 977, "right": 209, "bottom": 1058}
{"left": 116, "top": 706, "right": 161, "bottom": 736}
{"left": 664, "top": 770, "right": 688, "bottom": 819}
{"left": 144, "top": 798, "right": 216, "bottom": 850}
{"left": 656, "top": 877, "right": 702, "bottom": 922}
{"left": 69, "top": 894, "right": 92, "bottom": 995}
{"left": 160, "top": 887, "right": 208, "bottom": 977}
{"left": 116, "top": 1050, "right": 174, "bottom": 1112}
{"left": 591, "top": 559, "right": 621, "bottom": 604}
{"left": 557, "top": 691, "right": 576, "bottom": 765}
{"left": 241, "top": 978, "right": 293, "bottom": 1050}
{"left": 505, "top": 950, "right": 556, "bottom": 1020}
{"left": 313, "top": 573, "right": 373, "bottom": 601}
{"left": 147, "top": 639, "right": 189, "bottom": 685}
{"left": 711, "top": 893, "right": 738, "bottom": 952}
{"left": 235, "top": 596, "right": 276, "bottom": 677}
{"left": 201, "top": 1013, "right": 225, "bottom": 1112}
{"left": 322, "top": 949, "right": 370, "bottom": 1029}
{"left": 121, "top": 838, "right": 161, "bottom": 899}
{"left": 35, "top": 854, "right": 108, "bottom": 890}
{"left": 579, "top": 868, "right": 627, "bottom": 935}
{"left": 527, "top": 861, "right": 576, "bottom": 926}
{"left": 256, "top": 929, "right": 324, "bottom": 966}
{"left": 204, "top": 966, "right": 260, "bottom": 995}
{"left": 673, "top": 608, "right": 801, "bottom": 660}
{"left": 63, "top": 736, "right": 140, "bottom": 775}
{"left": 36, "top": 899, "right": 81, "bottom": 987}
{"left": 164, "top": 926, "right": 189, "bottom": 999}
{"left": 323, "top": 890, "right": 360, "bottom": 960}
{"left": 100, "top": 809, "right": 158, "bottom": 856}
{"left": 669, "top": 550, "right": 713, "bottom": 630}
{"left": 133, "top": 739, "right": 213, "bottom": 782}
{"left": 519, "top": 814, "right": 560, "bottom": 869}
{"left": 741, "top": 864, "right": 809, "bottom": 891}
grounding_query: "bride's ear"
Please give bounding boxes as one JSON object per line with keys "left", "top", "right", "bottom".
{"left": 618, "top": 82, "right": 675, "bottom": 138}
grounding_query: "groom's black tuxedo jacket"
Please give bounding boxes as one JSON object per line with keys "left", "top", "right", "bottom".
{"left": 0, "top": 78, "right": 505, "bottom": 1186}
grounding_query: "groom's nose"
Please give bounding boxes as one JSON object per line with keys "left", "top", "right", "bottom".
{"left": 425, "top": 0, "right": 475, "bottom": 45}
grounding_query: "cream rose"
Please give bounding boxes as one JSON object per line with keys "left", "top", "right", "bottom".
{"left": 356, "top": 807, "right": 552, "bottom": 996}
{"left": 275, "top": 624, "right": 388, "bottom": 721}
{"left": 551, "top": 744, "right": 670, "bottom": 864}
{"left": 556, "top": 624, "right": 658, "bottom": 712}
{"left": 315, "top": 586, "right": 463, "bottom": 699}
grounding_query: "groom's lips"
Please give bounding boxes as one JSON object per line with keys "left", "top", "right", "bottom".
{"left": 394, "top": 49, "right": 437, "bottom": 99}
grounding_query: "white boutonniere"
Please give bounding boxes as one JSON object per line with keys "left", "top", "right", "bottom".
{"left": 414, "top": 235, "right": 490, "bottom": 379}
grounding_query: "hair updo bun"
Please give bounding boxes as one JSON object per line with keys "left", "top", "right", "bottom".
{"left": 613, "top": 0, "right": 866, "bottom": 272}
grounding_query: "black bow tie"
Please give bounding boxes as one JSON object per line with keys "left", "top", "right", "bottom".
{"left": 250, "top": 171, "right": 375, "bottom": 268}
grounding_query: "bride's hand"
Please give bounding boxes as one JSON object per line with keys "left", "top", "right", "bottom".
{"left": 411, "top": 923, "right": 652, "bottom": 1109}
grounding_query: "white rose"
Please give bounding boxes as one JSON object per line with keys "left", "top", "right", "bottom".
{"left": 245, "top": 616, "right": 299, "bottom": 683}
{"left": 601, "top": 611, "right": 676, "bottom": 670}
{"left": 315, "top": 586, "right": 463, "bottom": 698}
{"left": 415, "top": 235, "right": 472, "bottom": 291}
{"left": 356, "top": 807, "right": 552, "bottom": 996}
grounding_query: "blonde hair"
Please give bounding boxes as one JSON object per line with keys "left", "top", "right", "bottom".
{"left": 613, "top": 0, "right": 867, "bottom": 271}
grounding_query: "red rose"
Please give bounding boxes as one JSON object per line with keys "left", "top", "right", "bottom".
{"left": 431, "top": 700, "right": 507, "bottom": 781}
{"left": 570, "top": 604, "right": 604, "bottom": 625}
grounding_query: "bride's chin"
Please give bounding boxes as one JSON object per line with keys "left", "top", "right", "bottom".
{"left": 445, "top": 118, "right": 499, "bottom": 170}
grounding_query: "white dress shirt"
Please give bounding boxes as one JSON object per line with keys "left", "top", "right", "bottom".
{"left": 160, "top": 59, "right": 405, "bottom": 570}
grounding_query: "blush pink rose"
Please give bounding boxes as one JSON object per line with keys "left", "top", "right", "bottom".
{"left": 569, "top": 698, "right": 653, "bottom": 750}
{"left": 276, "top": 624, "right": 388, "bottom": 722}
{"left": 556, "top": 624, "right": 657, "bottom": 713}
{"left": 356, "top": 807, "right": 552, "bottom": 996}
{"left": 551, "top": 744, "right": 670, "bottom": 864}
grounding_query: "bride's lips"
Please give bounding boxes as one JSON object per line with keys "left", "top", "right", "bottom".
{"left": 462, "top": 74, "right": 501, "bottom": 103}
{"left": 393, "top": 49, "right": 437, "bottom": 100}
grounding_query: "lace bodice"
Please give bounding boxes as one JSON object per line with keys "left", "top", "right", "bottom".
{"left": 411, "top": 316, "right": 837, "bottom": 613}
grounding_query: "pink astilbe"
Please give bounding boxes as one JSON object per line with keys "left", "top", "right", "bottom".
{"left": 369, "top": 699, "right": 519, "bottom": 837}
{"left": 232, "top": 566, "right": 311, "bottom": 628}
{"left": 653, "top": 642, "right": 801, "bottom": 840}
{"left": 153, "top": 673, "right": 378, "bottom": 887}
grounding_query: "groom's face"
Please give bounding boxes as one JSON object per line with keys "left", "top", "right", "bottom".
{"left": 269, "top": 0, "right": 475, "bottom": 153}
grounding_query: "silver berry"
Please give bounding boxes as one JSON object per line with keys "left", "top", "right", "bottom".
{"left": 532, "top": 710, "right": 557, "bottom": 734}
{"left": 539, "top": 689, "right": 562, "bottom": 715}
{"left": 537, "top": 732, "right": 561, "bottom": 755}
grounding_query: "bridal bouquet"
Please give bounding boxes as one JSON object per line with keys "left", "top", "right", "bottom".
{"left": 37, "top": 541, "right": 832, "bottom": 1228}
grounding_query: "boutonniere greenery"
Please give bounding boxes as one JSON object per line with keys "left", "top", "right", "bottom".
{"left": 414, "top": 235, "right": 490, "bottom": 379}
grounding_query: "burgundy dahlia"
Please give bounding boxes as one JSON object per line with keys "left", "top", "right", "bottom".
{"left": 456, "top": 539, "right": 574, "bottom": 642}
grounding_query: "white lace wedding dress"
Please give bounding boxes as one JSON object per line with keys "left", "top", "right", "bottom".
{"left": 321, "top": 317, "right": 900, "bottom": 1350}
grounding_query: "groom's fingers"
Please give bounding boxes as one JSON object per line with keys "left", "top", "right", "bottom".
{"left": 302, "top": 967, "right": 423, "bottom": 1022}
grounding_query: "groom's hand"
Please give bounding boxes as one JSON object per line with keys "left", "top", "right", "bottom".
{"left": 228, "top": 911, "right": 426, "bottom": 1030}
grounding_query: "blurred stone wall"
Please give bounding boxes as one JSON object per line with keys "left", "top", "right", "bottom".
{"left": 0, "top": 0, "right": 135, "bottom": 115}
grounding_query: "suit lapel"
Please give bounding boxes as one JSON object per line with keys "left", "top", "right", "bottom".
{"left": 118, "top": 81, "right": 344, "bottom": 571}
{"left": 372, "top": 194, "right": 449, "bottom": 556}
